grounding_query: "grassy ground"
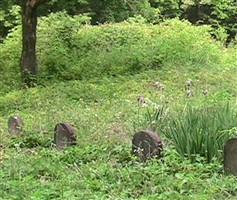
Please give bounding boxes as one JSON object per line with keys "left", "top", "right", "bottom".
{"left": 1, "top": 64, "right": 237, "bottom": 199}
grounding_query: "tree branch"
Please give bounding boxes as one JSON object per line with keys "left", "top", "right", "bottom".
{"left": 30, "top": 0, "right": 49, "bottom": 9}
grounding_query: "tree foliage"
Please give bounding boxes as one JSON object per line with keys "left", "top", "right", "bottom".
{"left": 0, "top": 0, "right": 18, "bottom": 41}
{"left": 0, "top": 0, "right": 237, "bottom": 43}
{"left": 0, "top": 0, "right": 236, "bottom": 87}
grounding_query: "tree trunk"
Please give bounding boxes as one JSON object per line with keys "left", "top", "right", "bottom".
{"left": 20, "top": 0, "right": 48, "bottom": 87}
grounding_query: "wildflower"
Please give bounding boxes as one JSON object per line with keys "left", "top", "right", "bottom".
{"left": 137, "top": 95, "right": 146, "bottom": 104}
{"left": 185, "top": 79, "right": 193, "bottom": 89}
{"left": 203, "top": 89, "right": 209, "bottom": 96}
{"left": 186, "top": 90, "right": 194, "bottom": 97}
{"left": 154, "top": 81, "right": 164, "bottom": 90}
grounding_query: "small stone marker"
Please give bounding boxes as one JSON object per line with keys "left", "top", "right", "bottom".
{"left": 8, "top": 115, "right": 24, "bottom": 135}
{"left": 132, "top": 130, "right": 163, "bottom": 161}
{"left": 54, "top": 123, "right": 77, "bottom": 149}
{"left": 224, "top": 138, "right": 237, "bottom": 176}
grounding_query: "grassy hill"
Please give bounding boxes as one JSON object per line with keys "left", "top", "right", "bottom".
{"left": 1, "top": 67, "right": 237, "bottom": 199}
{"left": 1, "top": 16, "right": 237, "bottom": 199}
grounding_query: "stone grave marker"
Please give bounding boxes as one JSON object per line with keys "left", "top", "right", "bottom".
{"left": 224, "top": 137, "right": 237, "bottom": 176}
{"left": 8, "top": 115, "right": 24, "bottom": 135}
{"left": 54, "top": 123, "right": 77, "bottom": 149}
{"left": 132, "top": 130, "right": 163, "bottom": 161}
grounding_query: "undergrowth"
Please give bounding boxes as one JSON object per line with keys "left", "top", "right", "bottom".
{"left": 0, "top": 14, "right": 237, "bottom": 199}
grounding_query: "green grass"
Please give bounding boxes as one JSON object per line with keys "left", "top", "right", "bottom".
{"left": 1, "top": 16, "right": 237, "bottom": 199}
{"left": 1, "top": 65, "right": 237, "bottom": 199}
{"left": 1, "top": 146, "right": 237, "bottom": 200}
{"left": 167, "top": 103, "right": 237, "bottom": 162}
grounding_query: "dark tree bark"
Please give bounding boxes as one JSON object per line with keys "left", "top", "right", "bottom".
{"left": 20, "top": 0, "right": 48, "bottom": 87}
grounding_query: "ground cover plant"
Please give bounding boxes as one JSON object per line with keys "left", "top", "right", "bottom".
{"left": 1, "top": 68, "right": 237, "bottom": 199}
{"left": 0, "top": 14, "right": 237, "bottom": 199}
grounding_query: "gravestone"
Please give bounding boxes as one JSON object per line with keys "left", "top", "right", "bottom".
{"left": 224, "top": 138, "right": 237, "bottom": 176}
{"left": 132, "top": 130, "right": 163, "bottom": 161}
{"left": 54, "top": 123, "right": 77, "bottom": 149}
{"left": 8, "top": 115, "right": 24, "bottom": 135}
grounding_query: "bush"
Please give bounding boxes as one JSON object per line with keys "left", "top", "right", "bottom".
{"left": 0, "top": 13, "right": 235, "bottom": 84}
{"left": 36, "top": 16, "right": 227, "bottom": 81}
{"left": 0, "top": 24, "right": 21, "bottom": 93}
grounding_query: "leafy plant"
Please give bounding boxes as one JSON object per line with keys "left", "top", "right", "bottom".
{"left": 165, "top": 102, "right": 237, "bottom": 162}
{"left": 36, "top": 17, "right": 226, "bottom": 81}
{"left": 9, "top": 132, "right": 52, "bottom": 148}
{"left": 134, "top": 105, "right": 169, "bottom": 133}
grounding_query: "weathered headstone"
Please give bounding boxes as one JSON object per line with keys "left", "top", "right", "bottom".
{"left": 224, "top": 138, "right": 237, "bottom": 176}
{"left": 132, "top": 130, "right": 163, "bottom": 161}
{"left": 8, "top": 115, "right": 24, "bottom": 135}
{"left": 54, "top": 123, "right": 77, "bottom": 149}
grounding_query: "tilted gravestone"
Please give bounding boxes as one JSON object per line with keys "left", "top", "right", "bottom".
{"left": 54, "top": 123, "right": 77, "bottom": 149}
{"left": 8, "top": 115, "right": 24, "bottom": 135}
{"left": 224, "top": 138, "right": 237, "bottom": 176}
{"left": 132, "top": 130, "right": 163, "bottom": 161}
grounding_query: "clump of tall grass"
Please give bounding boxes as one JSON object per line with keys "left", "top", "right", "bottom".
{"left": 166, "top": 103, "right": 237, "bottom": 162}
{"left": 139, "top": 102, "right": 237, "bottom": 163}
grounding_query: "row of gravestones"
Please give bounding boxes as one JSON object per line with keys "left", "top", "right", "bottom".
{"left": 7, "top": 115, "right": 237, "bottom": 176}
{"left": 8, "top": 116, "right": 77, "bottom": 149}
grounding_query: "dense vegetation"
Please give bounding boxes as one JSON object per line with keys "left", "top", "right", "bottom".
{"left": 1, "top": 1, "right": 237, "bottom": 199}
{"left": 1, "top": 0, "right": 237, "bottom": 43}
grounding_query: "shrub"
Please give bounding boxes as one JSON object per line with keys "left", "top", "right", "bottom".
{"left": 37, "top": 15, "right": 227, "bottom": 81}
{"left": 0, "top": 13, "right": 235, "bottom": 84}
{"left": 0, "top": 24, "right": 21, "bottom": 93}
